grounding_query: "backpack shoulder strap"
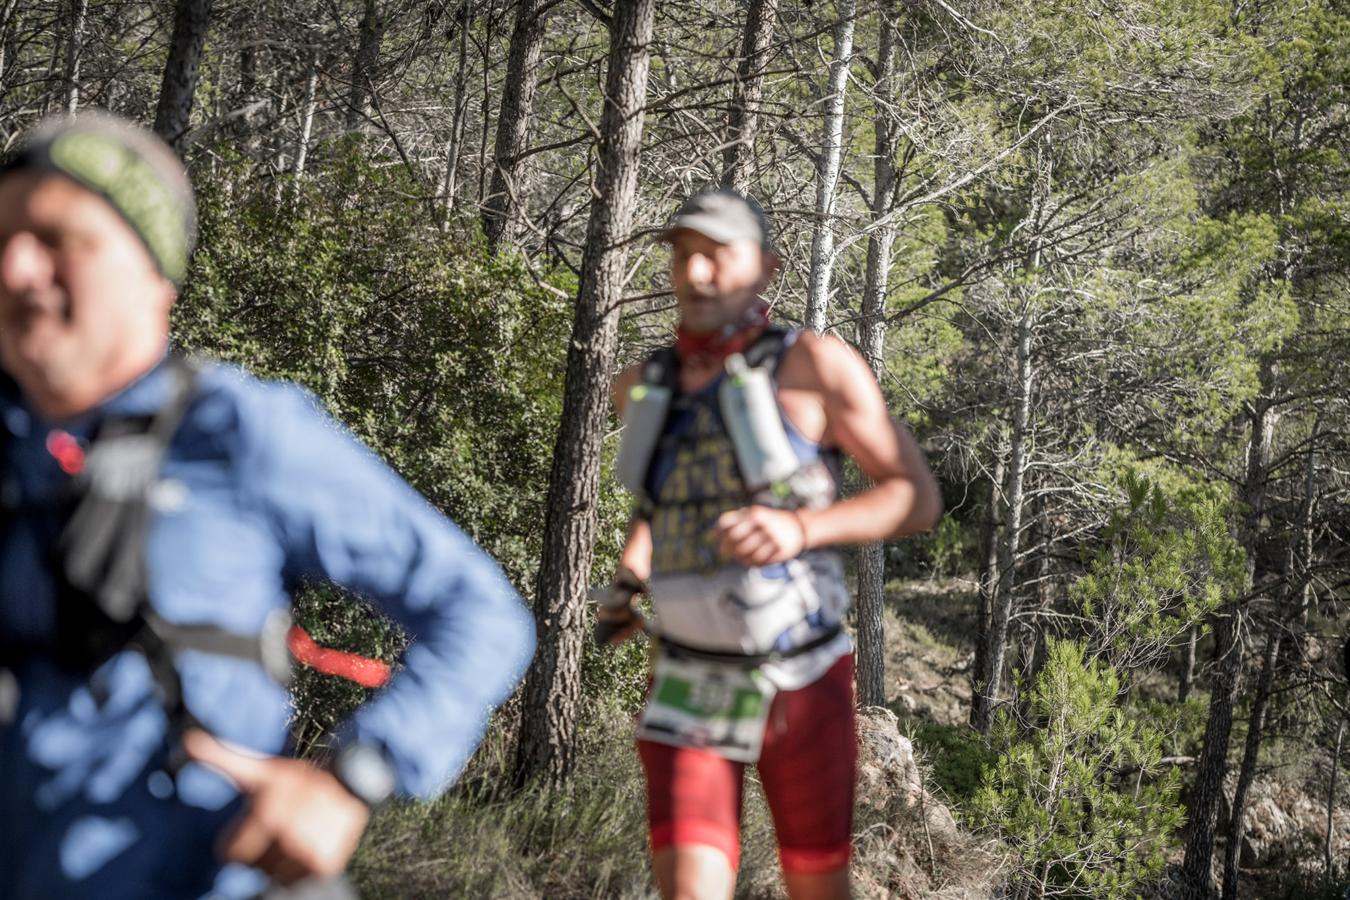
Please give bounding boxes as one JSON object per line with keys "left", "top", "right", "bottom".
{"left": 60, "top": 354, "right": 202, "bottom": 626}
{"left": 617, "top": 344, "right": 680, "bottom": 518}
{"left": 642, "top": 344, "right": 679, "bottom": 390}
{"left": 50, "top": 357, "right": 294, "bottom": 756}
{"left": 742, "top": 326, "right": 792, "bottom": 373}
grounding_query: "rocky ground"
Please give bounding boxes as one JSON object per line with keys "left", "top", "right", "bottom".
{"left": 851, "top": 706, "right": 1002, "bottom": 899}
{"left": 845, "top": 577, "right": 1002, "bottom": 898}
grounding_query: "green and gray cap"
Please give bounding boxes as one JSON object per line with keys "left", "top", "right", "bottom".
{"left": 0, "top": 112, "right": 196, "bottom": 286}
{"left": 660, "top": 188, "right": 774, "bottom": 253}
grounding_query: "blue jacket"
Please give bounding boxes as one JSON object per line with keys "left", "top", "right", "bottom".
{"left": 0, "top": 358, "right": 536, "bottom": 899}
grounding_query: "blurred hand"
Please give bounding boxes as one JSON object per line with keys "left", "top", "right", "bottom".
{"left": 183, "top": 730, "right": 370, "bottom": 885}
{"left": 714, "top": 506, "right": 808, "bottom": 567}
{"left": 592, "top": 565, "right": 648, "bottom": 647}
{"left": 595, "top": 601, "right": 645, "bottom": 647}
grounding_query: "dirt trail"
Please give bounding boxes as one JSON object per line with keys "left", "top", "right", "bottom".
{"left": 878, "top": 577, "right": 979, "bottom": 727}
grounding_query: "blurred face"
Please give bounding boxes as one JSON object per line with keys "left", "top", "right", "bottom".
{"left": 668, "top": 229, "right": 777, "bottom": 335}
{"left": 0, "top": 171, "right": 173, "bottom": 417}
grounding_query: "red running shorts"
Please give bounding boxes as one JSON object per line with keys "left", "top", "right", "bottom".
{"left": 637, "top": 653, "right": 857, "bottom": 874}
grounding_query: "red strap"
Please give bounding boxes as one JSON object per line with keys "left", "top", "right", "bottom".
{"left": 287, "top": 626, "right": 391, "bottom": 688}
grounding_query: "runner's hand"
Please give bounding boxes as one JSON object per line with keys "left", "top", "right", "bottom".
{"left": 714, "top": 506, "right": 808, "bottom": 566}
{"left": 595, "top": 602, "right": 645, "bottom": 646}
{"left": 592, "top": 566, "right": 647, "bottom": 647}
{"left": 183, "top": 730, "right": 370, "bottom": 886}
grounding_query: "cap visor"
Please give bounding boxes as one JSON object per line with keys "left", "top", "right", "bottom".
{"left": 659, "top": 214, "right": 748, "bottom": 245}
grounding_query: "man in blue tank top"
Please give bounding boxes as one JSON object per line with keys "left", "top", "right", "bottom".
{"left": 0, "top": 114, "right": 535, "bottom": 899}
{"left": 599, "top": 189, "right": 942, "bottom": 900}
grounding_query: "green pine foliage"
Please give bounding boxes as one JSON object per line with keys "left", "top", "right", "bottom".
{"left": 1071, "top": 462, "right": 1248, "bottom": 671}
{"left": 973, "top": 639, "right": 1184, "bottom": 899}
{"left": 970, "top": 465, "right": 1244, "bottom": 896}
{"left": 905, "top": 718, "right": 998, "bottom": 805}
{"left": 176, "top": 148, "right": 576, "bottom": 588}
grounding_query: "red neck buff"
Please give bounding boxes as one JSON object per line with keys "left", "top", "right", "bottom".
{"left": 675, "top": 299, "right": 770, "bottom": 366}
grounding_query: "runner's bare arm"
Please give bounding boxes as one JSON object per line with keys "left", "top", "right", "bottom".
{"left": 716, "top": 333, "right": 940, "bottom": 566}
{"left": 613, "top": 363, "right": 643, "bottom": 419}
{"left": 803, "top": 333, "right": 941, "bottom": 544}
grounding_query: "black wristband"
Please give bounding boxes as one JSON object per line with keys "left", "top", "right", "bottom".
{"left": 327, "top": 742, "right": 396, "bottom": 809}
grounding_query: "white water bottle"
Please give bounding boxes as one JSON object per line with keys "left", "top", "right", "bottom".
{"left": 615, "top": 381, "right": 672, "bottom": 494}
{"left": 719, "top": 354, "right": 799, "bottom": 492}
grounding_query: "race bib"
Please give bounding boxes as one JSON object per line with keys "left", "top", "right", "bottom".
{"left": 637, "top": 653, "right": 777, "bottom": 762}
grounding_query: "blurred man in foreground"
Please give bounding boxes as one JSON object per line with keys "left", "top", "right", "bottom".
{"left": 0, "top": 113, "right": 535, "bottom": 899}
{"left": 597, "top": 189, "right": 942, "bottom": 899}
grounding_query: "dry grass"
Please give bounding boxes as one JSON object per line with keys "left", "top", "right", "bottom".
{"left": 350, "top": 694, "right": 996, "bottom": 898}
{"left": 350, "top": 577, "right": 1008, "bottom": 898}
{"left": 352, "top": 701, "right": 652, "bottom": 899}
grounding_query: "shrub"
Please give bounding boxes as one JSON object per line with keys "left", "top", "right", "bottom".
{"left": 904, "top": 718, "right": 997, "bottom": 805}
{"left": 971, "top": 639, "right": 1184, "bottom": 899}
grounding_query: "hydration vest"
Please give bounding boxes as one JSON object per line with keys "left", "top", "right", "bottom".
{"left": 616, "top": 328, "right": 850, "bottom": 663}
{"left": 0, "top": 357, "right": 389, "bottom": 740}
{"left": 616, "top": 327, "right": 835, "bottom": 515}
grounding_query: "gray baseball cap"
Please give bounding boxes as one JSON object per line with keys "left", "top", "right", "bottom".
{"left": 660, "top": 188, "right": 774, "bottom": 252}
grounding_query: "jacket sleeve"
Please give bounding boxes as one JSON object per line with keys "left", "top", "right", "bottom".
{"left": 245, "top": 384, "right": 536, "bottom": 799}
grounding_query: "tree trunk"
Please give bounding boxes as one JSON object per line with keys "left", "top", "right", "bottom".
{"left": 292, "top": 48, "right": 320, "bottom": 179}
{"left": 1019, "top": 499, "right": 1052, "bottom": 694}
{"left": 974, "top": 310, "right": 1033, "bottom": 733}
{"left": 803, "top": 0, "right": 855, "bottom": 333}
{"left": 239, "top": 42, "right": 256, "bottom": 101}
{"left": 856, "top": 523, "right": 886, "bottom": 707}
{"left": 63, "top": 0, "right": 88, "bottom": 113}
{"left": 1180, "top": 612, "right": 1243, "bottom": 900}
{"left": 0, "top": 0, "right": 20, "bottom": 90}
{"left": 1179, "top": 625, "right": 1198, "bottom": 703}
{"left": 513, "top": 0, "right": 657, "bottom": 787}
{"left": 346, "top": 0, "right": 385, "bottom": 133}
{"left": 1180, "top": 367, "right": 1277, "bottom": 898}
{"left": 439, "top": 1, "right": 473, "bottom": 228}
{"left": 226, "top": 28, "right": 266, "bottom": 153}
{"left": 855, "top": 0, "right": 897, "bottom": 376}
{"left": 1238, "top": 369, "right": 1279, "bottom": 586}
{"left": 475, "top": 6, "right": 494, "bottom": 205}
{"left": 721, "top": 0, "right": 779, "bottom": 194}
{"left": 1220, "top": 626, "right": 1281, "bottom": 900}
{"left": 852, "top": 0, "right": 898, "bottom": 710}
{"left": 1223, "top": 426, "right": 1325, "bottom": 896}
{"left": 971, "top": 455, "right": 1003, "bottom": 726}
{"left": 1326, "top": 719, "right": 1344, "bottom": 876}
{"left": 152, "top": 0, "right": 213, "bottom": 153}
{"left": 1287, "top": 416, "right": 1321, "bottom": 622}
{"left": 483, "top": 0, "right": 547, "bottom": 250}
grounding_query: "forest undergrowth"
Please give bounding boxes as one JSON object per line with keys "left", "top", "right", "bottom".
{"left": 348, "top": 578, "right": 1006, "bottom": 899}
{"left": 347, "top": 576, "right": 1350, "bottom": 899}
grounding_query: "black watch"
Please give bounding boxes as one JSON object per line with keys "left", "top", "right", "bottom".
{"left": 328, "top": 742, "right": 397, "bottom": 809}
